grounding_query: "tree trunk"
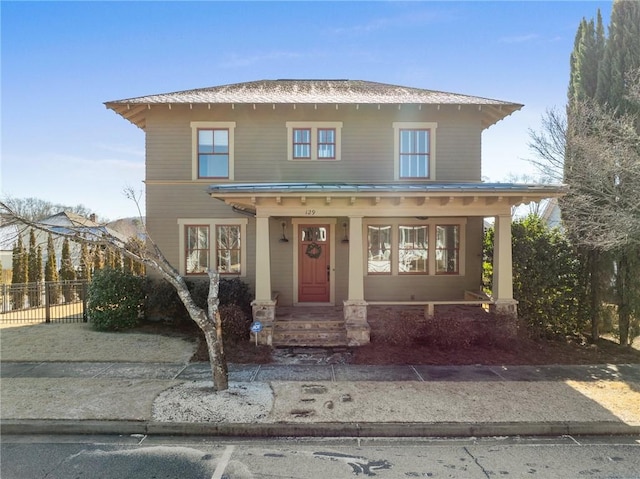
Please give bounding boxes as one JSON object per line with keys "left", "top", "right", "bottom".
{"left": 205, "top": 269, "right": 228, "bottom": 391}
{"left": 588, "top": 249, "right": 600, "bottom": 343}
{"left": 617, "top": 251, "right": 630, "bottom": 347}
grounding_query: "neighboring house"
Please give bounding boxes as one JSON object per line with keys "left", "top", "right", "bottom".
{"left": 105, "top": 79, "right": 565, "bottom": 345}
{"left": 539, "top": 197, "right": 563, "bottom": 230}
{"left": 0, "top": 224, "right": 18, "bottom": 283}
{"left": 24, "top": 212, "right": 126, "bottom": 272}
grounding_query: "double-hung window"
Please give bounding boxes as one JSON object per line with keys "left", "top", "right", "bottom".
{"left": 185, "top": 225, "right": 209, "bottom": 275}
{"left": 216, "top": 225, "right": 241, "bottom": 274}
{"left": 179, "top": 218, "right": 247, "bottom": 276}
{"left": 435, "top": 225, "right": 460, "bottom": 274}
{"left": 191, "top": 122, "right": 236, "bottom": 180}
{"left": 393, "top": 122, "right": 437, "bottom": 180}
{"left": 287, "top": 122, "right": 342, "bottom": 161}
{"left": 398, "top": 225, "right": 428, "bottom": 273}
{"left": 367, "top": 225, "right": 391, "bottom": 274}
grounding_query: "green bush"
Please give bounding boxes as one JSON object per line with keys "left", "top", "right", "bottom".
{"left": 88, "top": 268, "right": 144, "bottom": 331}
{"left": 484, "top": 214, "right": 587, "bottom": 339}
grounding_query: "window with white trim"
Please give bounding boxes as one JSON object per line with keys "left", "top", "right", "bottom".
{"left": 178, "top": 218, "right": 247, "bottom": 276}
{"left": 365, "top": 219, "right": 464, "bottom": 276}
{"left": 393, "top": 122, "right": 437, "bottom": 180}
{"left": 191, "top": 122, "right": 236, "bottom": 180}
{"left": 286, "top": 122, "right": 342, "bottom": 161}
{"left": 435, "top": 224, "right": 460, "bottom": 274}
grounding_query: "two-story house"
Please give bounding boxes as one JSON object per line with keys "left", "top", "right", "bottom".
{"left": 106, "top": 79, "right": 564, "bottom": 346}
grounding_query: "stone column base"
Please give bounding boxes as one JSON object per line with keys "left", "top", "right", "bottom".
{"left": 251, "top": 299, "right": 277, "bottom": 346}
{"left": 491, "top": 299, "right": 519, "bottom": 337}
{"left": 343, "top": 300, "right": 370, "bottom": 346}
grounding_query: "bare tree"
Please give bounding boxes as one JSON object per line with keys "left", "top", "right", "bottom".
{"left": 1, "top": 189, "right": 229, "bottom": 390}
{"left": 2, "top": 196, "right": 95, "bottom": 222}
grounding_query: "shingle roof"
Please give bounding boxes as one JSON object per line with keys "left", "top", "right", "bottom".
{"left": 105, "top": 79, "right": 523, "bottom": 130}
{"left": 107, "top": 79, "right": 518, "bottom": 106}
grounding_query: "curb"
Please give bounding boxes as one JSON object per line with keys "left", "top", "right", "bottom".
{"left": 2, "top": 419, "right": 639, "bottom": 438}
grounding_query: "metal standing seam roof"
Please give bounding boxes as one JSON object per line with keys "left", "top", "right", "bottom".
{"left": 105, "top": 80, "right": 523, "bottom": 129}
{"left": 207, "top": 182, "right": 567, "bottom": 196}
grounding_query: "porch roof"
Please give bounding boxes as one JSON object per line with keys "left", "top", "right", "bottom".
{"left": 208, "top": 182, "right": 566, "bottom": 196}
{"left": 208, "top": 182, "right": 567, "bottom": 215}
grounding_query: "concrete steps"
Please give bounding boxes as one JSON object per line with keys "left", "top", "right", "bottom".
{"left": 273, "top": 319, "right": 348, "bottom": 347}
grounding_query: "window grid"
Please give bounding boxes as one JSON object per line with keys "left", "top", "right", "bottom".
{"left": 292, "top": 128, "right": 312, "bottom": 159}
{"left": 367, "top": 225, "right": 392, "bottom": 274}
{"left": 435, "top": 225, "right": 460, "bottom": 275}
{"left": 398, "top": 225, "right": 429, "bottom": 274}
{"left": 399, "top": 129, "right": 430, "bottom": 179}
{"left": 185, "top": 225, "right": 209, "bottom": 275}
{"left": 216, "top": 225, "right": 241, "bottom": 275}
{"left": 317, "top": 128, "right": 336, "bottom": 159}
{"left": 197, "top": 128, "right": 229, "bottom": 178}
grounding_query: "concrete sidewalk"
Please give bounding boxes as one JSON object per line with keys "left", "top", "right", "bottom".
{"left": 1, "top": 361, "right": 640, "bottom": 437}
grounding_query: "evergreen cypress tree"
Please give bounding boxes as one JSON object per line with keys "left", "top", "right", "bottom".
{"left": 60, "top": 237, "right": 76, "bottom": 302}
{"left": 10, "top": 236, "right": 28, "bottom": 309}
{"left": 78, "top": 242, "right": 92, "bottom": 281}
{"left": 45, "top": 233, "right": 60, "bottom": 304}
{"left": 27, "top": 230, "right": 37, "bottom": 283}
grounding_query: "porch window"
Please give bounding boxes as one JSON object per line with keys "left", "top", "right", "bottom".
{"left": 286, "top": 122, "right": 342, "bottom": 161}
{"left": 197, "top": 129, "right": 229, "bottom": 178}
{"left": 399, "top": 225, "right": 428, "bottom": 274}
{"left": 367, "top": 225, "right": 391, "bottom": 274}
{"left": 185, "top": 225, "right": 209, "bottom": 275}
{"left": 216, "top": 225, "right": 241, "bottom": 274}
{"left": 435, "top": 225, "right": 460, "bottom": 274}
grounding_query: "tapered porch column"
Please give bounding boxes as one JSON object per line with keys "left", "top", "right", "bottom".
{"left": 344, "top": 215, "right": 370, "bottom": 345}
{"left": 251, "top": 214, "right": 275, "bottom": 345}
{"left": 492, "top": 214, "right": 518, "bottom": 319}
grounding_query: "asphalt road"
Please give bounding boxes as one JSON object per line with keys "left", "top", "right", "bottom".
{"left": 2, "top": 435, "right": 639, "bottom": 479}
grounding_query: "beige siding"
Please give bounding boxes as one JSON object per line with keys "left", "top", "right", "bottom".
{"left": 144, "top": 103, "right": 485, "bottom": 184}
{"left": 144, "top": 103, "right": 487, "bottom": 303}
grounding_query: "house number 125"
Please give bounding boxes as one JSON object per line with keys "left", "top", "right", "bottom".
{"left": 305, "top": 209, "right": 317, "bottom": 216}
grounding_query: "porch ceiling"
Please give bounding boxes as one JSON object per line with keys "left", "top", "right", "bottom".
{"left": 208, "top": 182, "right": 567, "bottom": 217}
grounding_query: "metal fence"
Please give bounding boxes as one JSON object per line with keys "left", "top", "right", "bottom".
{"left": 0, "top": 280, "right": 88, "bottom": 323}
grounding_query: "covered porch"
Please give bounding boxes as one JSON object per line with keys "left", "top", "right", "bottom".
{"left": 209, "top": 182, "right": 566, "bottom": 346}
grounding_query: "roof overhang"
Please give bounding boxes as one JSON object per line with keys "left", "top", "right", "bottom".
{"left": 208, "top": 182, "right": 567, "bottom": 218}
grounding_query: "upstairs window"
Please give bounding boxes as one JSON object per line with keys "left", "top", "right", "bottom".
{"left": 393, "top": 122, "right": 437, "bottom": 180}
{"left": 287, "top": 122, "right": 342, "bottom": 161}
{"left": 292, "top": 128, "right": 311, "bottom": 159}
{"left": 317, "top": 128, "right": 336, "bottom": 159}
{"left": 198, "top": 129, "right": 229, "bottom": 178}
{"left": 191, "top": 122, "right": 236, "bottom": 180}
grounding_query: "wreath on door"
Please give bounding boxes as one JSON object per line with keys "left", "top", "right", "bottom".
{"left": 305, "top": 242, "right": 322, "bottom": 259}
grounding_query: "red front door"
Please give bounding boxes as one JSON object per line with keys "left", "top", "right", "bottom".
{"left": 298, "top": 224, "right": 330, "bottom": 302}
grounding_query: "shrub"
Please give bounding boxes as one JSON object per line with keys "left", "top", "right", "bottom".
{"left": 143, "top": 276, "right": 253, "bottom": 327}
{"left": 88, "top": 268, "right": 144, "bottom": 331}
{"left": 220, "top": 304, "right": 251, "bottom": 342}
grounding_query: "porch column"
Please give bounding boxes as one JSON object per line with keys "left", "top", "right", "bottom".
{"left": 344, "top": 215, "right": 370, "bottom": 345}
{"left": 251, "top": 214, "right": 275, "bottom": 345}
{"left": 347, "top": 216, "right": 364, "bottom": 301}
{"left": 492, "top": 214, "right": 518, "bottom": 319}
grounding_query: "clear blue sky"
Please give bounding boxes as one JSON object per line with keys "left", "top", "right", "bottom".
{"left": 1, "top": 1, "right": 612, "bottom": 220}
